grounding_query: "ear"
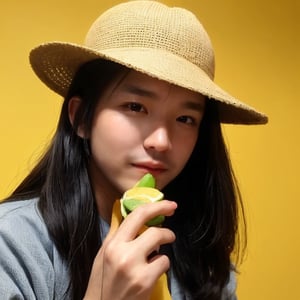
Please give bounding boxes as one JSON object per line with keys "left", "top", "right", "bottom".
{"left": 68, "top": 97, "right": 86, "bottom": 138}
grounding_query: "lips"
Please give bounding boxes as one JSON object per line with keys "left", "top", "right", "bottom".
{"left": 132, "top": 161, "right": 167, "bottom": 175}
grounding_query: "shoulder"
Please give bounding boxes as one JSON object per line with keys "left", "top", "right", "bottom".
{"left": 0, "top": 198, "right": 70, "bottom": 299}
{"left": 0, "top": 198, "right": 40, "bottom": 219}
{"left": 0, "top": 198, "right": 50, "bottom": 247}
{"left": 0, "top": 198, "right": 41, "bottom": 221}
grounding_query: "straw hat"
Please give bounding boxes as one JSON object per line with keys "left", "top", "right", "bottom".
{"left": 29, "top": 0, "right": 268, "bottom": 124}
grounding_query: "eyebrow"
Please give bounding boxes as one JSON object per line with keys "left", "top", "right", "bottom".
{"left": 122, "top": 84, "right": 159, "bottom": 98}
{"left": 183, "top": 100, "right": 205, "bottom": 113}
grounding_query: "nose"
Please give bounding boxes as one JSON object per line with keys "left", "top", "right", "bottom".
{"left": 143, "top": 126, "right": 172, "bottom": 152}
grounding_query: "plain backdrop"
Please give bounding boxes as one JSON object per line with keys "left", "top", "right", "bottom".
{"left": 0, "top": 0, "right": 299, "bottom": 299}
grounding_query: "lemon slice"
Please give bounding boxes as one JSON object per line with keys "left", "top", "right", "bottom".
{"left": 123, "top": 187, "right": 163, "bottom": 203}
{"left": 120, "top": 186, "right": 165, "bottom": 226}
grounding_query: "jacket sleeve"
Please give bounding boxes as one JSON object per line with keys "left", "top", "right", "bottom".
{"left": 0, "top": 204, "right": 55, "bottom": 299}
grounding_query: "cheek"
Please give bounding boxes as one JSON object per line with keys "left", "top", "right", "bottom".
{"left": 175, "top": 131, "right": 198, "bottom": 162}
{"left": 90, "top": 110, "right": 139, "bottom": 153}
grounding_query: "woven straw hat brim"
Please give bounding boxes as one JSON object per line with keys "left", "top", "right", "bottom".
{"left": 30, "top": 42, "right": 268, "bottom": 125}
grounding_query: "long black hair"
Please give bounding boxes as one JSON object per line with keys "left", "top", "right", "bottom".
{"left": 163, "top": 95, "right": 245, "bottom": 299}
{"left": 5, "top": 59, "right": 246, "bottom": 299}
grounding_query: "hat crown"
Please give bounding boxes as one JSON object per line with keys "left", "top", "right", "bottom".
{"left": 29, "top": 0, "right": 268, "bottom": 124}
{"left": 85, "top": 0, "right": 215, "bottom": 79}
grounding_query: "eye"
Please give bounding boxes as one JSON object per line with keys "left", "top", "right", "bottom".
{"left": 126, "top": 102, "right": 146, "bottom": 113}
{"left": 177, "top": 115, "right": 196, "bottom": 125}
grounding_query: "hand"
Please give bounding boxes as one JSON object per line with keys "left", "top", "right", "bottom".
{"left": 83, "top": 200, "right": 177, "bottom": 300}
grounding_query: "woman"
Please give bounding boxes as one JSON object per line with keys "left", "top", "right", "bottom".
{"left": 0, "top": 1, "right": 267, "bottom": 299}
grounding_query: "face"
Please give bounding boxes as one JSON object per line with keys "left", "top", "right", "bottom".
{"left": 88, "top": 70, "right": 205, "bottom": 200}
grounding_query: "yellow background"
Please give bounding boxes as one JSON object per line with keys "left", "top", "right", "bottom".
{"left": 0, "top": 0, "right": 299, "bottom": 299}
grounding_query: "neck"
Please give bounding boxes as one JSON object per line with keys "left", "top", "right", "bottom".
{"left": 88, "top": 161, "right": 121, "bottom": 223}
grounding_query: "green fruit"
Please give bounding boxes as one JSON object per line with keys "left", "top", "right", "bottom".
{"left": 135, "top": 173, "right": 156, "bottom": 188}
{"left": 123, "top": 198, "right": 149, "bottom": 213}
{"left": 146, "top": 215, "right": 165, "bottom": 226}
{"left": 120, "top": 173, "right": 165, "bottom": 226}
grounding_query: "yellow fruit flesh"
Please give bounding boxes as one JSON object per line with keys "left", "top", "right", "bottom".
{"left": 122, "top": 187, "right": 163, "bottom": 203}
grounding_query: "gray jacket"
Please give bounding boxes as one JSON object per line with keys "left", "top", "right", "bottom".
{"left": 0, "top": 199, "right": 237, "bottom": 299}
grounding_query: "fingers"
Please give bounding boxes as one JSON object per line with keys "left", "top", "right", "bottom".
{"left": 135, "top": 226, "right": 176, "bottom": 258}
{"left": 85, "top": 200, "right": 176, "bottom": 299}
{"left": 146, "top": 253, "right": 171, "bottom": 278}
{"left": 116, "top": 200, "right": 177, "bottom": 241}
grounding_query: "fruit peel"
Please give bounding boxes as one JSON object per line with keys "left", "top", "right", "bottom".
{"left": 120, "top": 173, "right": 165, "bottom": 226}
